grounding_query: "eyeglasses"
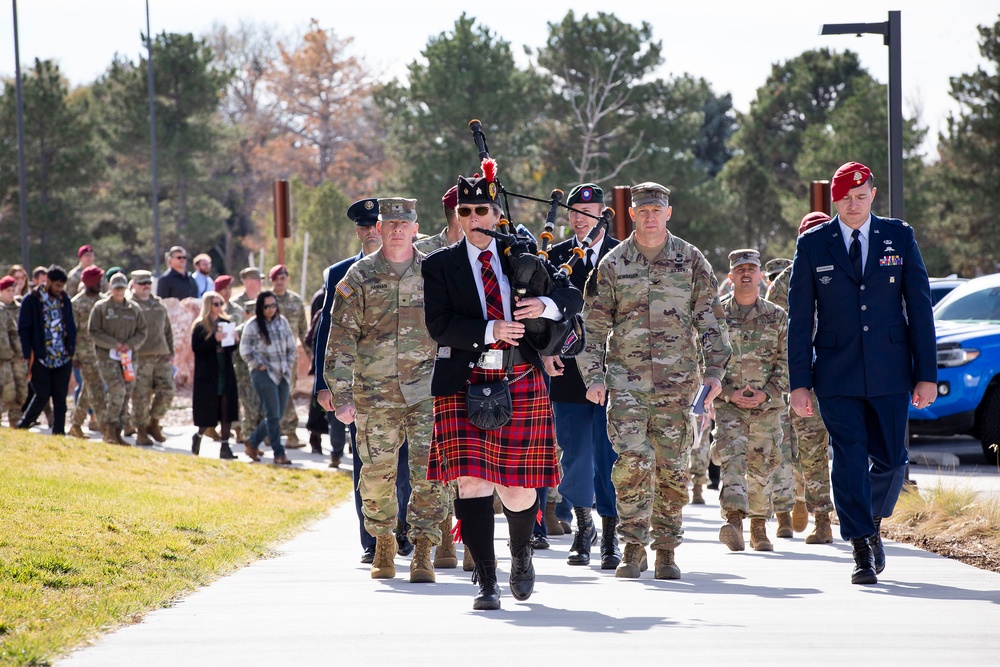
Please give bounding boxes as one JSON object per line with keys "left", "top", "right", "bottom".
{"left": 457, "top": 206, "right": 491, "bottom": 218}
{"left": 135, "top": 281, "right": 152, "bottom": 286}
{"left": 212, "top": 301, "right": 223, "bottom": 307}
{"left": 262, "top": 303, "right": 277, "bottom": 310}
{"left": 174, "top": 255, "right": 187, "bottom": 260}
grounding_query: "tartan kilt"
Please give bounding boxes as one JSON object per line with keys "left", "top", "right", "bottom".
{"left": 428, "top": 363, "right": 560, "bottom": 489}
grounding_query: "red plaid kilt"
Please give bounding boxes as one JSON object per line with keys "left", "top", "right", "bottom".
{"left": 428, "top": 363, "right": 560, "bottom": 488}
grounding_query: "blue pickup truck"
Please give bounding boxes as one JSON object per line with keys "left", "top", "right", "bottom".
{"left": 908, "top": 274, "right": 1000, "bottom": 465}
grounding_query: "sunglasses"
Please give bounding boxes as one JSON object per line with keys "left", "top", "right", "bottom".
{"left": 457, "top": 206, "right": 492, "bottom": 218}
{"left": 135, "top": 281, "right": 152, "bottom": 286}
{"left": 174, "top": 255, "right": 187, "bottom": 260}
{"left": 262, "top": 303, "right": 277, "bottom": 310}
{"left": 212, "top": 301, "right": 223, "bottom": 307}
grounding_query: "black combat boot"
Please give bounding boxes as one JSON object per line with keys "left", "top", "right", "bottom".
{"left": 851, "top": 537, "right": 877, "bottom": 585}
{"left": 472, "top": 561, "right": 501, "bottom": 611}
{"left": 567, "top": 506, "right": 598, "bottom": 566}
{"left": 600, "top": 515, "right": 622, "bottom": 570}
{"left": 869, "top": 516, "right": 886, "bottom": 574}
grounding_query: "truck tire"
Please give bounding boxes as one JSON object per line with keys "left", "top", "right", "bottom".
{"left": 978, "top": 388, "right": 1000, "bottom": 466}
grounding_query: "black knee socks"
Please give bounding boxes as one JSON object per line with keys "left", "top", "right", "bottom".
{"left": 454, "top": 495, "right": 496, "bottom": 565}
{"left": 503, "top": 498, "right": 540, "bottom": 556}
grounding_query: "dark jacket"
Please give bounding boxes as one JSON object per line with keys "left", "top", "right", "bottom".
{"left": 787, "top": 214, "right": 936, "bottom": 397}
{"left": 18, "top": 286, "right": 76, "bottom": 363}
{"left": 422, "top": 238, "right": 584, "bottom": 397}
{"left": 546, "top": 233, "right": 620, "bottom": 403}
{"left": 157, "top": 269, "right": 199, "bottom": 300}
{"left": 191, "top": 320, "right": 240, "bottom": 427}
{"left": 313, "top": 251, "right": 365, "bottom": 393}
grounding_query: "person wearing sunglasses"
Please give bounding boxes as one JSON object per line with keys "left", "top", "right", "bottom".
{"left": 156, "top": 246, "right": 199, "bottom": 300}
{"left": 240, "top": 291, "right": 297, "bottom": 465}
{"left": 268, "top": 264, "right": 308, "bottom": 450}
{"left": 190, "top": 290, "right": 240, "bottom": 459}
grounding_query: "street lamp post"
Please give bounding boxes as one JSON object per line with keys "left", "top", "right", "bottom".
{"left": 146, "top": 0, "right": 161, "bottom": 276}
{"left": 12, "top": 0, "right": 29, "bottom": 267}
{"left": 821, "top": 10, "right": 903, "bottom": 219}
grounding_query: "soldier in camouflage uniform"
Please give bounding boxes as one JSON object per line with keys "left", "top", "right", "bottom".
{"left": 688, "top": 414, "right": 712, "bottom": 504}
{"left": 68, "top": 266, "right": 106, "bottom": 438}
{"left": 234, "top": 298, "right": 264, "bottom": 446}
{"left": 2, "top": 290, "right": 28, "bottom": 423}
{"left": 89, "top": 273, "right": 147, "bottom": 445}
{"left": 579, "top": 182, "right": 731, "bottom": 580}
{"left": 231, "top": 267, "right": 262, "bottom": 317}
{"left": 714, "top": 249, "right": 788, "bottom": 552}
{"left": 269, "top": 264, "right": 308, "bottom": 448}
{"left": 412, "top": 185, "right": 464, "bottom": 254}
{"left": 0, "top": 277, "right": 23, "bottom": 426}
{"left": 325, "top": 197, "right": 448, "bottom": 583}
{"left": 128, "top": 271, "right": 174, "bottom": 446}
{"left": 765, "top": 212, "right": 835, "bottom": 544}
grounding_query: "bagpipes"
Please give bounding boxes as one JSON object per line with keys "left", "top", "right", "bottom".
{"left": 467, "top": 119, "right": 615, "bottom": 357}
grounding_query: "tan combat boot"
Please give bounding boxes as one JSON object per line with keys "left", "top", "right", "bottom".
{"left": 102, "top": 425, "right": 119, "bottom": 445}
{"left": 719, "top": 510, "right": 745, "bottom": 551}
{"left": 123, "top": 420, "right": 136, "bottom": 437}
{"left": 115, "top": 426, "right": 129, "bottom": 446}
{"left": 654, "top": 549, "right": 681, "bottom": 580}
{"left": 792, "top": 499, "right": 809, "bottom": 533}
{"left": 544, "top": 501, "right": 564, "bottom": 535}
{"left": 775, "top": 511, "right": 793, "bottom": 538}
{"left": 135, "top": 426, "right": 153, "bottom": 447}
{"left": 370, "top": 533, "right": 396, "bottom": 579}
{"left": 750, "top": 518, "right": 773, "bottom": 552}
{"left": 434, "top": 517, "right": 458, "bottom": 569}
{"left": 691, "top": 484, "right": 705, "bottom": 505}
{"left": 147, "top": 419, "right": 166, "bottom": 442}
{"left": 805, "top": 512, "right": 834, "bottom": 544}
{"left": 68, "top": 424, "right": 87, "bottom": 439}
{"left": 285, "top": 431, "right": 304, "bottom": 449}
{"left": 615, "top": 543, "right": 648, "bottom": 579}
{"left": 87, "top": 414, "right": 100, "bottom": 431}
{"left": 410, "top": 537, "right": 436, "bottom": 583}
{"left": 463, "top": 546, "right": 475, "bottom": 571}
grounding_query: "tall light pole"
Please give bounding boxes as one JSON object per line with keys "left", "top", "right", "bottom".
{"left": 146, "top": 0, "right": 161, "bottom": 276}
{"left": 821, "top": 11, "right": 904, "bottom": 219}
{"left": 12, "top": 0, "right": 29, "bottom": 266}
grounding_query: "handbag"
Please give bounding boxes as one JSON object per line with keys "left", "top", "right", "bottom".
{"left": 465, "top": 349, "right": 518, "bottom": 431}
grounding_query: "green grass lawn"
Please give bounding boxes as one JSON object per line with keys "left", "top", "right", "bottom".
{"left": 0, "top": 430, "right": 351, "bottom": 666}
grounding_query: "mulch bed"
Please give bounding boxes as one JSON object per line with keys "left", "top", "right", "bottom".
{"left": 882, "top": 524, "right": 1000, "bottom": 575}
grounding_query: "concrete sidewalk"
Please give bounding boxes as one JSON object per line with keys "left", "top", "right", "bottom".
{"left": 60, "top": 482, "right": 1000, "bottom": 666}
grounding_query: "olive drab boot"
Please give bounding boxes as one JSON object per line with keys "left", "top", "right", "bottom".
{"left": 68, "top": 424, "right": 87, "bottom": 439}
{"left": 371, "top": 533, "right": 397, "bottom": 579}
{"left": 544, "top": 501, "right": 564, "bottom": 535}
{"left": 434, "top": 517, "right": 458, "bottom": 569}
{"left": 654, "top": 549, "right": 681, "bottom": 580}
{"left": 775, "top": 511, "right": 793, "bottom": 538}
{"left": 719, "top": 510, "right": 745, "bottom": 551}
{"left": 750, "top": 518, "right": 773, "bottom": 552}
{"left": 146, "top": 420, "right": 166, "bottom": 443}
{"left": 409, "top": 537, "right": 435, "bottom": 583}
{"left": 135, "top": 426, "right": 153, "bottom": 447}
{"left": 102, "top": 424, "right": 119, "bottom": 445}
{"left": 805, "top": 512, "right": 834, "bottom": 544}
{"left": 463, "top": 546, "right": 475, "bottom": 572}
{"left": 114, "top": 426, "right": 129, "bottom": 446}
{"left": 615, "top": 543, "right": 648, "bottom": 579}
{"left": 791, "top": 499, "right": 809, "bottom": 533}
{"left": 691, "top": 484, "right": 705, "bottom": 505}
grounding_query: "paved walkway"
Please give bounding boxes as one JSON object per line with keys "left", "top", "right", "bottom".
{"left": 60, "top": 469, "right": 1000, "bottom": 666}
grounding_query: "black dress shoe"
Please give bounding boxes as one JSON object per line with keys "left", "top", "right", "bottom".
{"left": 508, "top": 544, "right": 535, "bottom": 601}
{"left": 850, "top": 537, "right": 877, "bottom": 585}
{"left": 472, "top": 563, "right": 501, "bottom": 611}
{"left": 530, "top": 533, "right": 550, "bottom": 550}
{"left": 869, "top": 516, "right": 886, "bottom": 574}
{"left": 600, "top": 516, "right": 623, "bottom": 570}
{"left": 360, "top": 545, "right": 376, "bottom": 564}
{"left": 567, "top": 507, "right": 598, "bottom": 566}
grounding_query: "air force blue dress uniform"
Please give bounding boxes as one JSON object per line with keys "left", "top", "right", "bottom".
{"left": 787, "top": 212, "right": 936, "bottom": 542}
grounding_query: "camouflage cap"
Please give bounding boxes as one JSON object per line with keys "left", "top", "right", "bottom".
{"left": 109, "top": 273, "right": 128, "bottom": 289}
{"left": 763, "top": 258, "right": 792, "bottom": 276}
{"left": 728, "top": 248, "right": 761, "bottom": 270}
{"left": 630, "top": 182, "right": 670, "bottom": 208}
{"left": 243, "top": 299, "right": 256, "bottom": 312}
{"left": 130, "top": 270, "right": 153, "bottom": 284}
{"left": 239, "top": 267, "right": 262, "bottom": 281}
{"left": 378, "top": 197, "right": 418, "bottom": 223}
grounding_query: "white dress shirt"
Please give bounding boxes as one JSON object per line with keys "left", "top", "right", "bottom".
{"left": 839, "top": 215, "right": 872, "bottom": 274}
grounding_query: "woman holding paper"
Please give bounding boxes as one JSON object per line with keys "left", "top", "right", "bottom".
{"left": 191, "top": 290, "right": 240, "bottom": 459}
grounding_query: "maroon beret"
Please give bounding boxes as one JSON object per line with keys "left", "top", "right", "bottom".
{"left": 798, "top": 211, "right": 832, "bottom": 236}
{"left": 0, "top": 276, "right": 15, "bottom": 291}
{"left": 81, "top": 265, "right": 104, "bottom": 287}
{"left": 269, "top": 264, "right": 288, "bottom": 281}
{"left": 831, "top": 162, "right": 872, "bottom": 201}
{"left": 214, "top": 275, "right": 233, "bottom": 291}
{"left": 441, "top": 185, "right": 458, "bottom": 209}
{"left": 78, "top": 244, "right": 94, "bottom": 258}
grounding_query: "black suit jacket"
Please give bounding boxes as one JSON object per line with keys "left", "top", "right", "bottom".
{"left": 422, "top": 239, "right": 584, "bottom": 397}
{"left": 546, "top": 234, "right": 620, "bottom": 403}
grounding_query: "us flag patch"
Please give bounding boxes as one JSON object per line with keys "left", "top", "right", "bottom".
{"left": 336, "top": 280, "right": 354, "bottom": 299}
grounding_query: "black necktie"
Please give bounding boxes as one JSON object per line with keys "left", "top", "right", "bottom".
{"left": 849, "top": 229, "right": 863, "bottom": 279}
{"left": 584, "top": 249, "right": 594, "bottom": 273}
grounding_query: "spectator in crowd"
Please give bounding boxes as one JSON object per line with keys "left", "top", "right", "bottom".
{"left": 66, "top": 245, "right": 105, "bottom": 296}
{"left": 68, "top": 266, "right": 106, "bottom": 438}
{"left": 240, "top": 290, "right": 297, "bottom": 465}
{"left": 7, "top": 265, "right": 29, "bottom": 298}
{"left": 0, "top": 276, "right": 23, "bottom": 426}
{"left": 190, "top": 291, "right": 239, "bottom": 459}
{"left": 268, "top": 264, "right": 308, "bottom": 449}
{"left": 192, "top": 253, "right": 214, "bottom": 298}
{"left": 16, "top": 265, "right": 76, "bottom": 436}
{"left": 31, "top": 267, "right": 48, "bottom": 289}
{"left": 156, "top": 246, "right": 199, "bottom": 300}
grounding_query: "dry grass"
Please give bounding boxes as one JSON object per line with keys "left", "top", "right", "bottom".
{"left": 883, "top": 481, "right": 1000, "bottom": 574}
{"left": 0, "top": 430, "right": 351, "bottom": 666}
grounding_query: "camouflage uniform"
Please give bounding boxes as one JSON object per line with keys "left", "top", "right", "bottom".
{"left": 234, "top": 317, "right": 264, "bottom": 440}
{"left": 5, "top": 300, "right": 28, "bottom": 418}
{"left": 713, "top": 293, "right": 788, "bottom": 519}
{"left": 765, "top": 267, "right": 834, "bottom": 514}
{"left": 324, "top": 248, "right": 447, "bottom": 544}
{"left": 88, "top": 297, "right": 147, "bottom": 428}
{"left": 130, "top": 294, "right": 175, "bottom": 428}
{"left": 70, "top": 290, "right": 103, "bottom": 429}
{"left": 413, "top": 228, "right": 457, "bottom": 254}
{"left": 578, "top": 232, "right": 731, "bottom": 550}
{"left": 274, "top": 289, "right": 307, "bottom": 437}
{"left": 0, "top": 303, "right": 22, "bottom": 425}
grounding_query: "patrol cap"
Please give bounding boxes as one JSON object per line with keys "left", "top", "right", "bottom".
{"left": 347, "top": 198, "right": 380, "bottom": 227}
{"left": 831, "top": 162, "right": 872, "bottom": 201}
{"left": 378, "top": 198, "right": 418, "bottom": 223}
{"left": 239, "top": 267, "right": 262, "bottom": 281}
{"left": 214, "top": 275, "right": 234, "bottom": 291}
{"left": 763, "top": 258, "right": 792, "bottom": 278}
{"left": 630, "top": 182, "right": 670, "bottom": 208}
{"left": 567, "top": 183, "right": 604, "bottom": 206}
{"left": 728, "top": 248, "right": 761, "bottom": 270}
{"left": 109, "top": 273, "right": 128, "bottom": 289}
{"left": 81, "top": 265, "right": 104, "bottom": 287}
{"left": 130, "top": 270, "right": 153, "bottom": 284}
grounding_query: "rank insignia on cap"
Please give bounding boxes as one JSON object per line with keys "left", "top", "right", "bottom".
{"left": 854, "top": 171, "right": 863, "bottom": 182}
{"left": 336, "top": 280, "right": 354, "bottom": 300}
{"left": 489, "top": 183, "right": 497, "bottom": 199}
{"left": 475, "top": 187, "right": 482, "bottom": 196}
{"left": 581, "top": 188, "right": 593, "bottom": 201}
